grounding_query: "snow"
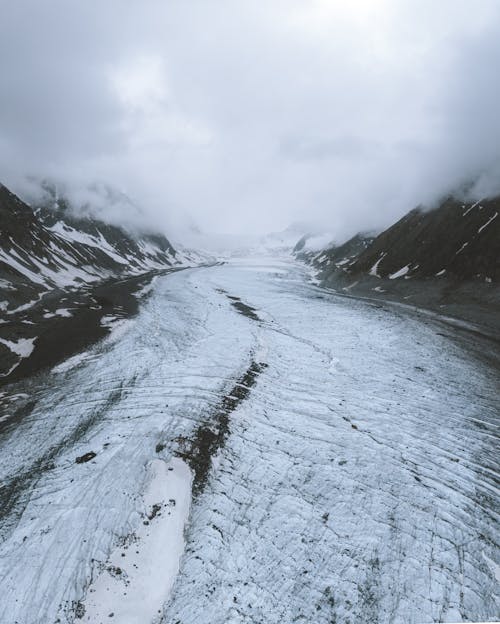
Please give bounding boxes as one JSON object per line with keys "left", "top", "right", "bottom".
{"left": 0, "top": 248, "right": 47, "bottom": 285}
{"left": 388, "top": 264, "right": 410, "bottom": 279}
{"left": 134, "top": 276, "right": 158, "bottom": 299}
{"left": 52, "top": 350, "right": 94, "bottom": 373}
{"left": 463, "top": 199, "right": 483, "bottom": 216}
{"left": 482, "top": 551, "right": 500, "bottom": 584}
{"left": 0, "top": 239, "right": 104, "bottom": 296}
{"left": 0, "top": 255, "right": 498, "bottom": 623}
{"left": 342, "top": 280, "right": 359, "bottom": 291}
{"left": 29, "top": 253, "right": 102, "bottom": 288}
{"left": 49, "top": 221, "right": 130, "bottom": 266}
{"left": 100, "top": 314, "right": 118, "bottom": 327}
{"left": 81, "top": 457, "right": 192, "bottom": 623}
{"left": 55, "top": 308, "right": 73, "bottom": 317}
{"left": 0, "top": 336, "right": 36, "bottom": 357}
{"left": 369, "top": 252, "right": 386, "bottom": 276}
{"left": 49, "top": 221, "right": 106, "bottom": 248}
{"left": 7, "top": 292, "right": 46, "bottom": 314}
{"left": 0, "top": 337, "right": 37, "bottom": 377}
{"left": 101, "top": 317, "right": 135, "bottom": 342}
{"left": 478, "top": 211, "right": 498, "bottom": 234}
{"left": 0, "top": 218, "right": 186, "bottom": 322}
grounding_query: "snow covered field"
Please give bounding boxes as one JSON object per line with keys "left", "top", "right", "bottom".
{"left": 0, "top": 254, "right": 498, "bottom": 623}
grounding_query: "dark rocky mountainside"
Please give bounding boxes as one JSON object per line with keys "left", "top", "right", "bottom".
{"left": 0, "top": 182, "right": 185, "bottom": 383}
{"left": 297, "top": 195, "right": 500, "bottom": 337}
{"left": 294, "top": 232, "right": 376, "bottom": 271}
{"left": 348, "top": 197, "right": 499, "bottom": 282}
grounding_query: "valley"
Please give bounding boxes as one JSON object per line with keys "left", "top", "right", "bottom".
{"left": 0, "top": 255, "right": 498, "bottom": 623}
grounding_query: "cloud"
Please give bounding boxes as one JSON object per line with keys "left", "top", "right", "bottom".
{"left": 1, "top": 0, "right": 500, "bottom": 241}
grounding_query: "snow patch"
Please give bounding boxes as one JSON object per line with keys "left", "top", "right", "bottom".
{"left": 342, "top": 280, "right": 359, "bottom": 291}
{"left": 463, "top": 198, "right": 483, "bottom": 216}
{"left": 369, "top": 253, "right": 387, "bottom": 277}
{"left": 52, "top": 351, "right": 93, "bottom": 374}
{"left": 81, "top": 457, "right": 192, "bottom": 624}
{"left": 0, "top": 337, "right": 36, "bottom": 358}
{"left": 389, "top": 265, "right": 410, "bottom": 280}
{"left": 100, "top": 315, "right": 119, "bottom": 328}
{"left": 478, "top": 212, "right": 498, "bottom": 234}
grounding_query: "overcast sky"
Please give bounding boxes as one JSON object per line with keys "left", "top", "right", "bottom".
{"left": 1, "top": 1, "right": 500, "bottom": 239}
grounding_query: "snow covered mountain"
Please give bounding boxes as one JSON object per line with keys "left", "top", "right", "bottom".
{"left": 0, "top": 182, "right": 186, "bottom": 381}
{"left": 298, "top": 195, "right": 500, "bottom": 335}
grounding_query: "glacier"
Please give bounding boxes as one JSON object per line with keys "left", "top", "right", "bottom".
{"left": 0, "top": 253, "right": 498, "bottom": 623}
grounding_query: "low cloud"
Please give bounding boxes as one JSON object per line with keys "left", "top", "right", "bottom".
{"left": 1, "top": 1, "right": 500, "bottom": 241}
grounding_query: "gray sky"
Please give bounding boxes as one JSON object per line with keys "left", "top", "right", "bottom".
{"left": 1, "top": 1, "right": 500, "bottom": 240}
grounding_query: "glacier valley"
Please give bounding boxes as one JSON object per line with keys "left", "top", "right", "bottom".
{"left": 0, "top": 254, "right": 498, "bottom": 624}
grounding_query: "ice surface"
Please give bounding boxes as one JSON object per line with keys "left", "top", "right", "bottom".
{"left": 0, "top": 255, "right": 498, "bottom": 624}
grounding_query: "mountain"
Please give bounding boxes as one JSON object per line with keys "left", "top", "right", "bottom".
{"left": 347, "top": 197, "right": 499, "bottom": 282}
{"left": 294, "top": 232, "right": 376, "bottom": 271}
{"left": 298, "top": 195, "right": 500, "bottom": 336}
{"left": 0, "top": 182, "right": 187, "bottom": 382}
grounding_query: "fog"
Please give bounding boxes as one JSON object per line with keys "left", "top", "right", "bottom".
{"left": 1, "top": 1, "right": 500, "bottom": 241}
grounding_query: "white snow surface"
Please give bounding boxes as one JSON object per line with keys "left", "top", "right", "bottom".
{"left": 369, "top": 252, "right": 387, "bottom": 276}
{"left": 388, "top": 264, "right": 410, "bottom": 279}
{"left": 478, "top": 211, "right": 498, "bottom": 234}
{"left": 0, "top": 336, "right": 36, "bottom": 357}
{"left": 0, "top": 254, "right": 498, "bottom": 624}
{"left": 81, "top": 457, "right": 192, "bottom": 624}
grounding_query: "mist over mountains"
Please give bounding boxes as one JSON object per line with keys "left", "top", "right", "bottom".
{"left": 0, "top": 181, "right": 195, "bottom": 382}
{"left": 2, "top": 1, "right": 500, "bottom": 238}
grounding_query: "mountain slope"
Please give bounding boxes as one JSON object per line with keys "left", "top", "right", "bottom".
{"left": 0, "top": 182, "right": 185, "bottom": 382}
{"left": 348, "top": 197, "right": 499, "bottom": 282}
{"left": 295, "top": 232, "right": 376, "bottom": 273}
{"left": 301, "top": 195, "right": 500, "bottom": 336}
